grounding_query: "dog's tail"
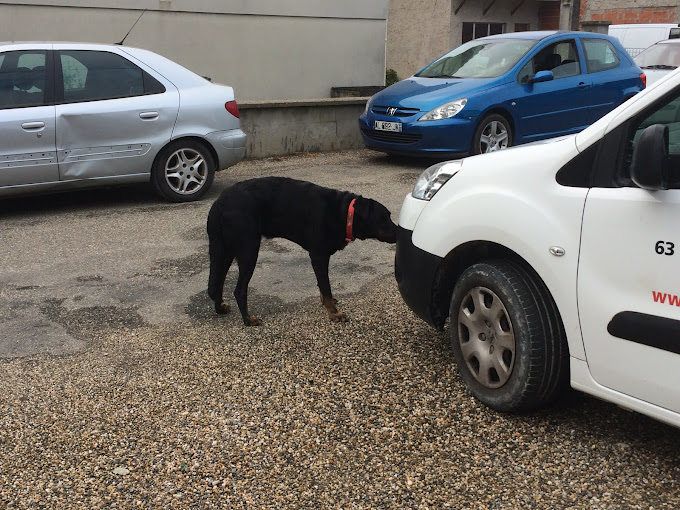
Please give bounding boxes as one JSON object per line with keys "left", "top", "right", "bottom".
{"left": 206, "top": 202, "right": 221, "bottom": 238}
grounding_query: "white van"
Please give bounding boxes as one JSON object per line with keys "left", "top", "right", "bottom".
{"left": 608, "top": 23, "right": 680, "bottom": 56}
{"left": 395, "top": 68, "right": 680, "bottom": 428}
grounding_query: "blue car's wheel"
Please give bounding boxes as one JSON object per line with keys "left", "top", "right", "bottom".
{"left": 471, "top": 114, "right": 512, "bottom": 155}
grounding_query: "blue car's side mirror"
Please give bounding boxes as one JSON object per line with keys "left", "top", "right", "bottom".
{"left": 531, "top": 70, "right": 554, "bottom": 83}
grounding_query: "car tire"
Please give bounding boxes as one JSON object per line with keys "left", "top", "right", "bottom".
{"left": 471, "top": 114, "right": 512, "bottom": 155}
{"left": 449, "top": 260, "right": 568, "bottom": 412}
{"left": 151, "top": 140, "right": 215, "bottom": 202}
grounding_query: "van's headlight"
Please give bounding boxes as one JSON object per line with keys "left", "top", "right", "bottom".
{"left": 419, "top": 98, "right": 467, "bottom": 121}
{"left": 412, "top": 160, "right": 463, "bottom": 200}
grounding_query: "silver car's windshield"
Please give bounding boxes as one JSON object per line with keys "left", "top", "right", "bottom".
{"left": 635, "top": 43, "right": 680, "bottom": 69}
{"left": 417, "top": 38, "right": 538, "bottom": 79}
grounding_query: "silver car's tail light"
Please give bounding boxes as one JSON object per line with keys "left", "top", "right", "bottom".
{"left": 225, "top": 101, "right": 240, "bottom": 118}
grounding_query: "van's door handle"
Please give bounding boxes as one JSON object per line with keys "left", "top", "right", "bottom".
{"left": 21, "top": 121, "right": 45, "bottom": 130}
{"left": 139, "top": 111, "right": 159, "bottom": 120}
{"left": 577, "top": 82, "right": 591, "bottom": 89}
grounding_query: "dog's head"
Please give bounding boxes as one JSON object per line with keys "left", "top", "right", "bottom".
{"left": 353, "top": 198, "right": 397, "bottom": 244}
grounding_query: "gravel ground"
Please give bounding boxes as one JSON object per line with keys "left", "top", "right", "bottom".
{"left": 1, "top": 150, "right": 680, "bottom": 509}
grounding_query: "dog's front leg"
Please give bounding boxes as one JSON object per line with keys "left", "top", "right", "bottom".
{"left": 310, "top": 254, "right": 348, "bottom": 322}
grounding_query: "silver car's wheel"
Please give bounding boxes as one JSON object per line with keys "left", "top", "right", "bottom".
{"left": 164, "top": 148, "right": 208, "bottom": 195}
{"left": 457, "top": 286, "right": 515, "bottom": 389}
{"left": 449, "top": 260, "right": 569, "bottom": 412}
{"left": 471, "top": 114, "right": 512, "bottom": 155}
{"left": 152, "top": 140, "right": 215, "bottom": 202}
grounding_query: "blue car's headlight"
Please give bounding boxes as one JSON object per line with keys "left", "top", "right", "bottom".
{"left": 364, "top": 94, "right": 377, "bottom": 115}
{"left": 419, "top": 98, "right": 467, "bottom": 121}
{"left": 412, "top": 160, "right": 463, "bottom": 200}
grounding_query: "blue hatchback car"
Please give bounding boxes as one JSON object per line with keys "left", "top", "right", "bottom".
{"left": 359, "top": 31, "right": 646, "bottom": 157}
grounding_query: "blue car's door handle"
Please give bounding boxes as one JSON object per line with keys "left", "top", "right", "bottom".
{"left": 577, "top": 82, "right": 591, "bottom": 89}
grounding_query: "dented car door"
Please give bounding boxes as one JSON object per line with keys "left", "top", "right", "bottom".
{"left": 54, "top": 47, "right": 178, "bottom": 181}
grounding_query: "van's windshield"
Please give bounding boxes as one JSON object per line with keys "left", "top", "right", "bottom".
{"left": 417, "top": 39, "right": 538, "bottom": 79}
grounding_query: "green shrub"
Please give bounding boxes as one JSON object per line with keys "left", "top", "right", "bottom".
{"left": 386, "top": 68, "right": 400, "bottom": 87}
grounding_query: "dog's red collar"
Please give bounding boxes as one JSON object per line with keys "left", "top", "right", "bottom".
{"left": 345, "top": 198, "right": 356, "bottom": 243}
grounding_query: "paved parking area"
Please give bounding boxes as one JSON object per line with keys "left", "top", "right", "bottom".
{"left": 0, "top": 150, "right": 418, "bottom": 360}
{"left": 1, "top": 149, "right": 679, "bottom": 508}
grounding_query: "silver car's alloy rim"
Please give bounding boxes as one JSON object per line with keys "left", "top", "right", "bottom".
{"left": 164, "top": 148, "right": 207, "bottom": 195}
{"left": 457, "top": 286, "right": 515, "bottom": 389}
{"left": 479, "top": 120, "right": 509, "bottom": 153}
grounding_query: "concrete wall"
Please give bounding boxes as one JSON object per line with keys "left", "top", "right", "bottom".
{"left": 239, "top": 98, "right": 367, "bottom": 159}
{"left": 386, "top": 0, "right": 453, "bottom": 83}
{"left": 386, "top": 0, "right": 542, "bottom": 81}
{"left": 0, "top": 0, "right": 389, "bottom": 101}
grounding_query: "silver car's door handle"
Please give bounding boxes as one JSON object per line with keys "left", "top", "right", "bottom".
{"left": 139, "top": 111, "right": 159, "bottom": 120}
{"left": 22, "top": 121, "right": 45, "bottom": 130}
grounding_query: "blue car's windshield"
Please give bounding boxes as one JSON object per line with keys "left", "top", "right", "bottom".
{"left": 417, "top": 38, "right": 538, "bottom": 78}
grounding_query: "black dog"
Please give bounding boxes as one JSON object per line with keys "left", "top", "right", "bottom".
{"left": 207, "top": 177, "right": 397, "bottom": 326}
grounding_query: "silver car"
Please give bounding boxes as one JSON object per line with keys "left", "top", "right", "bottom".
{"left": 634, "top": 39, "right": 680, "bottom": 86}
{"left": 0, "top": 42, "right": 246, "bottom": 202}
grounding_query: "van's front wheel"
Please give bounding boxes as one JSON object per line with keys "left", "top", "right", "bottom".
{"left": 471, "top": 114, "right": 512, "bottom": 155}
{"left": 449, "top": 260, "right": 568, "bottom": 412}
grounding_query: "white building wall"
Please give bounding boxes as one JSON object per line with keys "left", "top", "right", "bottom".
{"left": 0, "top": 0, "right": 389, "bottom": 101}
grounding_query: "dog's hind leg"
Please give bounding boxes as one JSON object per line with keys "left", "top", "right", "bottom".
{"left": 310, "top": 254, "right": 348, "bottom": 323}
{"left": 207, "top": 237, "right": 234, "bottom": 315}
{"left": 207, "top": 207, "right": 234, "bottom": 314}
{"left": 234, "top": 236, "right": 262, "bottom": 326}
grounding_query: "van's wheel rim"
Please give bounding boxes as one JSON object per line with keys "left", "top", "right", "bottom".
{"left": 479, "top": 121, "right": 509, "bottom": 153}
{"left": 457, "top": 286, "right": 516, "bottom": 388}
{"left": 164, "top": 148, "right": 207, "bottom": 195}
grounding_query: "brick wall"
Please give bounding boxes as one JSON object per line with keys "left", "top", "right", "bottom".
{"left": 590, "top": 8, "right": 674, "bottom": 23}
{"left": 580, "top": 1, "right": 678, "bottom": 25}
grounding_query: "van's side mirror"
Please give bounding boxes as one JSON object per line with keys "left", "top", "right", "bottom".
{"left": 630, "top": 123, "right": 670, "bottom": 190}
{"left": 531, "top": 70, "right": 554, "bottom": 84}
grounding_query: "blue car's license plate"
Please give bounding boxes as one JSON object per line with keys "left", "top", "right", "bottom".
{"left": 374, "top": 121, "right": 402, "bottom": 132}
